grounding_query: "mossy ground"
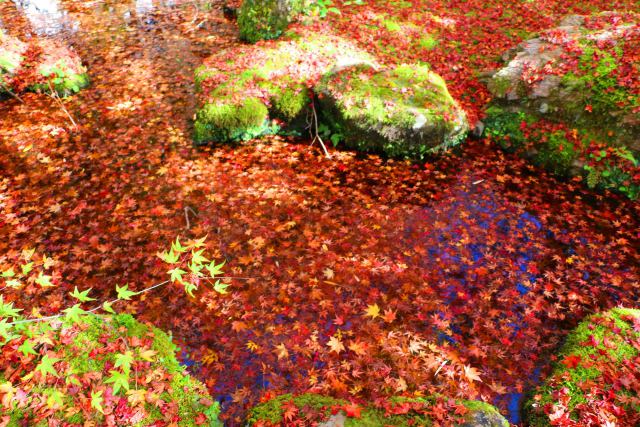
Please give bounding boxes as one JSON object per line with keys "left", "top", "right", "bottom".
{"left": 246, "top": 393, "right": 507, "bottom": 426}
{"left": 525, "top": 308, "right": 640, "bottom": 426}
{"left": 1, "top": 314, "right": 221, "bottom": 426}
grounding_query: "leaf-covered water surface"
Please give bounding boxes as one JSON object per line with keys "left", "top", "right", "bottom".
{"left": 0, "top": 0, "right": 639, "bottom": 425}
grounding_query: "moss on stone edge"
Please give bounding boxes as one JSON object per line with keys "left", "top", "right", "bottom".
{"left": 524, "top": 308, "right": 640, "bottom": 426}
{"left": 238, "top": 0, "right": 305, "bottom": 43}
{"left": 194, "top": 97, "right": 274, "bottom": 144}
{"left": 317, "top": 63, "right": 468, "bottom": 160}
{"left": 246, "top": 393, "right": 508, "bottom": 426}
{"left": 2, "top": 314, "right": 222, "bottom": 427}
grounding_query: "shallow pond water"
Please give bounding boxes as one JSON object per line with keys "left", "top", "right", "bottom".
{"left": 1, "top": 1, "right": 639, "bottom": 425}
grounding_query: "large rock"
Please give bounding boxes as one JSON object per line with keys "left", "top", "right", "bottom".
{"left": 484, "top": 12, "right": 639, "bottom": 198}
{"left": 193, "top": 33, "right": 376, "bottom": 144}
{"left": 0, "top": 29, "right": 89, "bottom": 96}
{"left": 238, "top": 0, "right": 306, "bottom": 43}
{"left": 317, "top": 63, "right": 468, "bottom": 159}
{"left": 524, "top": 308, "right": 640, "bottom": 426}
{"left": 246, "top": 393, "right": 508, "bottom": 426}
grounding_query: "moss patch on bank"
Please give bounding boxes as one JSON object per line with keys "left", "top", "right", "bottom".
{"left": 525, "top": 308, "right": 640, "bottom": 426}
{"left": 484, "top": 12, "right": 640, "bottom": 199}
{"left": 246, "top": 393, "right": 508, "bottom": 426}
{"left": 0, "top": 313, "right": 221, "bottom": 426}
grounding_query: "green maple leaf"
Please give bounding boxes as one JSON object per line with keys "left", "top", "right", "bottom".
{"left": 35, "top": 354, "right": 60, "bottom": 378}
{"left": 91, "top": 390, "right": 104, "bottom": 414}
{"left": 114, "top": 351, "right": 133, "bottom": 375}
{"left": 171, "top": 237, "right": 187, "bottom": 253}
{"left": 206, "top": 260, "right": 225, "bottom": 277}
{"left": 105, "top": 370, "right": 129, "bottom": 395}
{"left": 4, "top": 279, "right": 21, "bottom": 289}
{"left": 69, "top": 286, "right": 96, "bottom": 303}
{"left": 102, "top": 301, "right": 116, "bottom": 314}
{"left": 192, "top": 235, "right": 207, "bottom": 248}
{"left": 0, "top": 296, "right": 22, "bottom": 318}
{"left": 46, "top": 389, "right": 65, "bottom": 408}
{"left": 169, "top": 268, "right": 187, "bottom": 284}
{"left": 35, "top": 272, "right": 54, "bottom": 288}
{"left": 213, "top": 280, "right": 230, "bottom": 295}
{"left": 191, "top": 249, "right": 208, "bottom": 265}
{"left": 115, "top": 284, "right": 137, "bottom": 300}
{"left": 184, "top": 282, "right": 197, "bottom": 298}
{"left": 1, "top": 268, "right": 14, "bottom": 278}
{"left": 63, "top": 304, "right": 86, "bottom": 324}
{"left": 188, "top": 261, "right": 204, "bottom": 276}
{"left": 157, "top": 248, "right": 180, "bottom": 264}
{"left": 18, "top": 339, "right": 37, "bottom": 356}
{"left": 0, "top": 319, "right": 20, "bottom": 344}
{"left": 21, "top": 262, "right": 34, "bottom": 276}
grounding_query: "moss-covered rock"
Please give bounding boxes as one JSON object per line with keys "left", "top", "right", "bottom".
{"left": 317, "top": 63, "right": 468, "bottom": 159}
{"left": 238, "top": 0, "right": 307, "bottom": 43}
{"left": 193, "top": 32, "right": 375, "bottom": 144}
{"left": 0, "top": 313, "right": 221, "bottom": 426}
{"left": 246, "top": 393, "right": 508, "bottom": 426}
{"left": 484, "top": 12, "right": 640, "bottom": 198}
{"left": 0, "top": 29, "right": 89, "bottom": 97}
{"left": 524, "top": 308, "right": 640, "bottom": 426}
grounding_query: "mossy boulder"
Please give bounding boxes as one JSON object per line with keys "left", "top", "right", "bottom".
{"left": 524, "top": 308, "right": 640, "bottom": 426}
{"left": 238, "top": 0, "right": 307, "bottom": 43}
{"left": 0, "top": 29, "right": 89, "bottom": 97}
{"left": 0, "top": 313, "right": 221, "bottom": 426}
{"left": 317, "top": 63, "right": 468, "bottom": 159}
{"left": 193, "top": 33, "right": 375, "bottom": 144}
{"left": 484, "top": 12, "right": 639, "bottom": 198}
{"left": 246, "top": 393, "right": 508, "bottom": 426}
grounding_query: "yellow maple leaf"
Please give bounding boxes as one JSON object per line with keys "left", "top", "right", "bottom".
{"left": 126, "top": 389, "right": 147, "bottom": 407}
{"left": 327, "top": 336, "right": 345, "bottom": 354}
{"left": 463, "top": 365, "right": 483, "bottom": 382}
{"left": 139, "top": 349, "right": 157, "bottom": 362}
{"left": 364, "top": 303, "right": 380, "bottom": 319}
{"left": 274, "top": 343, "right": 289, "bottom": 360}
{"left": 246, "top": 341, "right": 259, "bottom": 352}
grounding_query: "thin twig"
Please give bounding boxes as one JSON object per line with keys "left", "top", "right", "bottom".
{"left": 47, "top": 81, "right": 78, "bottom": 129}
{"left": 1, "top": 82, "right": 24, "bottom": 104}
{"left": 184, "top": 206, "right": 198, "bottom": 229}
{"left": 309, "top": 100, "right": 331, "bottom": 158}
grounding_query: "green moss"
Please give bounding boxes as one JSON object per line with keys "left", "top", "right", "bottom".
{"left": 31, "top": 60, "right": 90, "bottom": 97}
{"left": 382, "top": 18, "right": 402, "bottom": 32}
{"left": 418, "top": 34, "right": 439, "bottom": 50}
{"left": 238, "top": 0, "right": 305, "bottom": 43}
{"left": 318, "top": 63, "right": 467, "bottom": 159}
{"left": 487, "top": 75, "right": 513, "bottom": 98}
{"left": 194, "top": 97, "right": 271, "bottom": 143}
{"left": 525, "top": 308, "right": 640, "bottom": 426}
{"left": 533, "top": 131, "right": 579, "bottom": 176}
{"left": 270, "top": 84, "right": 310, "bottom": 121}
{"left": 2, "top": 314, "right": 222, "bottom": 426}
{"left": 248, "top": 393, "right": 507, "bottom": 426}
